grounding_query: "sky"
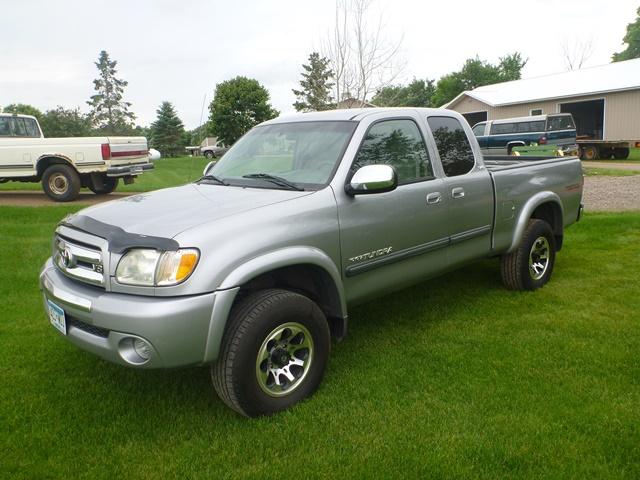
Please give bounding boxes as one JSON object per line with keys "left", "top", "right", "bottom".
{"left": 1, "top": 0, "right": 637, "bottom": 129}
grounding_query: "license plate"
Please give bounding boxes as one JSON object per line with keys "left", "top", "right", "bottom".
{"left": 47, "top": 299, "right": 66, "bottom": 335}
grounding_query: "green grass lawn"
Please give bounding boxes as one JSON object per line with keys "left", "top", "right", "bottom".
{"left": 1, "top": 207, "right": 639, "bottom": 479}
{"left": 628, "top": 148, "right": 640, "bottom": 160}
{"left": 0, "top": 156, "right": 210, "bottom": 192}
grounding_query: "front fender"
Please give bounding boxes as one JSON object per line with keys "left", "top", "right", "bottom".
{"left": 202, "top": 246, "right": 346, "bottom": 362}
{"left": 508, "top": 191, "right": 564, "bottom": 253}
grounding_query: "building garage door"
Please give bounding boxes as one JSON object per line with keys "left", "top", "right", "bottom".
{"left": 461, "top": 111, "right": 487, "bottom": 128}
{"left": 559, "top": 99, "right": 604, "bottom": 140}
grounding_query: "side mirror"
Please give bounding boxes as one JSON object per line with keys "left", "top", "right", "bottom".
{"left": 203, "top": 161, "right": 214, "bottom": 176}
{"left": 346, "top": 164, "right": 397, "bottom": 195}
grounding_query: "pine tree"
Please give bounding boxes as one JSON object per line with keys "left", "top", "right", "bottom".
{"left": 150, "top": 102, "right": 185, "bottom": 157}
{"left": 87, "top": 50, "right": 135, "bottom": 134}
{"left": 292, "top": 53, "right": 334, "bottom": 112}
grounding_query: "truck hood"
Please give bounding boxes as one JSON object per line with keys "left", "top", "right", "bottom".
{"left": 76, "top": 184, "right": 313, "bottom": 238}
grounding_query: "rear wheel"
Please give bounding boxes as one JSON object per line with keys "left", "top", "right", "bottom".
{"left": 614, "top": 147, "right": 630, "bottom": 160}
{"left": 211, "top": 289, "right": 330, "bottom": 417}
{"left": 88, "top": 176, "right": 119, "bottom": 195}
{"left": 501, "top": 219, "right": 556, "bottom": 291}
{"left": 598, "top": 147, "right": 613, "bottom": 160}
{"left": 580, "top": 145, "right": 598, "bottom": 160}
{"left": 42, "top": 164, "right": 81, "bottom": 202}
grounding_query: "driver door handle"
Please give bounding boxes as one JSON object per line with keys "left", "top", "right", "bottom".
{"left": 451, "top": 187, "right": 465, "bottom": 199}
{"left": 426, "top": 192, "right": 442, "bottom": 204}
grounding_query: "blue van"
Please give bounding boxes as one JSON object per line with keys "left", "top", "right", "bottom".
{"left": 472, "top": 114, "right": 577, "bottom": 155}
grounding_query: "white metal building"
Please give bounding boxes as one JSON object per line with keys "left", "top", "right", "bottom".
{"left": 444, "top": 58, "right": 640, "bottom": 142}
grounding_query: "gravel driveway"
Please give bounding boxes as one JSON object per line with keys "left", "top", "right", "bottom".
{"left": 583, "top": 176, "right": 640, "bottom": 212}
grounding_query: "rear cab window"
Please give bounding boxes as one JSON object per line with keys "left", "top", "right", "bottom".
{"left": 0, "top": 117, "right": 11, "bottom": 136}
{"left": 547, "top": 115, "right": 575, "bottom": 131}
{"left": 427, "top": 116, "right": 475, "bottom": 177}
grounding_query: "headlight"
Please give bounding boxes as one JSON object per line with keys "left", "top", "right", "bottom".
{"left": 115, "top": 248, "right": 199, "bottom": 287}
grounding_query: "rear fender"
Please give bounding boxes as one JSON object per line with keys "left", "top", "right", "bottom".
{"left": 508, "top": 192, "right": 564, "bottom": 253}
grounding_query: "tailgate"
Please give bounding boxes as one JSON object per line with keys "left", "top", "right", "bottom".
{"left": 107, "top": 136, "right": 149, "bottom": 163}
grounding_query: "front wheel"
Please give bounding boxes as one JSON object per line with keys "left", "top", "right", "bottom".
{"left": 501, "top": 219, "right": 556, "bottom": 291}
{"left": 211, "top": 289, "right": 330, "bottom": 417}
{"left": 204, "top": 151, "right": 215, "bottom": 159}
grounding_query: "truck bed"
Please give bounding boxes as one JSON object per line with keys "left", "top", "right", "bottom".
{"left": 483, "top": 155, "right": 576, "bottom": 171}
{"left": 483, "top": 155, "right": 583, "bottom": 253}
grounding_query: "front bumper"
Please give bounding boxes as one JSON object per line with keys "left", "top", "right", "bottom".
{"left": 106, "top": 163, "right": 154, "bottom": 178}
{"left": 39, "top": 259, "right": 217, "bottom": 368}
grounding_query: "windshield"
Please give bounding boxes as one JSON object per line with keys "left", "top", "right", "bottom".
{"left": 208, "top": 121, "right": 357, "bottom": 189}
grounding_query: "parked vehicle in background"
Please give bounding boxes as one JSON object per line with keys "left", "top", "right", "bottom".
{"left": 40, "top": 108, "right": 583, "bottom": 417}
{"left": 472, "top": 113, "right": 578, "bottom": 156}
{"left": 471, "top": 113, "right": 640, "bottom": 160}
{"left": 0, "top": 113, "right": 153, "bottom": 201}
{"left": 576, "top": 139, "right": 640, "bottom": 160}
{"left": 202, "top": 141, "right": 229, "bottom": 159}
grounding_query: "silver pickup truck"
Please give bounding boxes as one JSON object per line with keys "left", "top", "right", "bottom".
{"left": 40, "top": 108, "right": 583, "bottom": 417}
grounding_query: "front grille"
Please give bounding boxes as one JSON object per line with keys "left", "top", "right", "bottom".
{"left": 67, "top": 316, "right": 110, "bottom": 338}
{"left": 54, "top": 235, "right": 105, "bottom": 287}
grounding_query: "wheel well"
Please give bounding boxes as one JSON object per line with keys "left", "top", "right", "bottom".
{"left": 531, "top": 202, "right": 563, "bottom": 250}
{"left": 238, "top": 264, "right": 346, "bottom": 339}
{"left": 36, "top": 156, "right": 73, "bottom": 178}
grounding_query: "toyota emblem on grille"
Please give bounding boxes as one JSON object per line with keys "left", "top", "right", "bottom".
{"left": 60, "top": 246, "right": 76, "bottom": 268}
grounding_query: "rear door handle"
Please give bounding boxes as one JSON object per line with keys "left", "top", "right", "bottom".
{"left": 451, "top": 187, "right": 465, "bottom": 199}
{"left": 426, "top": 192, "right": 442, "bottom": 204}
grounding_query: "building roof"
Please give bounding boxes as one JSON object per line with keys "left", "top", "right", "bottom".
{"left": 445, "top": 58, "right": 640, "bottom": 108}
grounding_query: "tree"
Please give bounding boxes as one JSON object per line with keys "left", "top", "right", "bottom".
{"left": 292, "top": 52, "right": 335, "bottom": 111}
{"left": 323, "top": 0, "right": 404, "bottom": 104}
{"left": 208, "top": 77, "right": 278, "bottom": 145}
{"left": 149, "top": 102, "right": 186, "bottom": 157}
{"left": 613, "top": 7, "right": 640, "bottom": 61}
{"left": 39, "top": 107, "right": 93, "bottom": 137}
{"left": 87, "top": 50, "right": 135, "bottom": 134}
{"left": 562, "top": 37, "right": 594, "bottom": 70}
{"left": 372, "top": 78, "right": 436, "bottom": 107}
{"left": 432, "top": 53, "right": 527, "bottom": 106}
{"left": 2, "top": 103, "right": 42, "bottom": 119}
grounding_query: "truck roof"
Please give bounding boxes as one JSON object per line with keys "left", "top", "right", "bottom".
{"left": 489, "top": 113, "right": 572, "bottom": 125}
{"left": 0, "top": 113, "right": 38, "bottom": 121}
{"left": 261, "top": 107, "right": 458, "bottom": 125}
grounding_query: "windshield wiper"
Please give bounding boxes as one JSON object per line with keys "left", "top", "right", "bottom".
{"left": 242, "top": 173, "right": 305, "bottom": 191}
{"left": 197, "top": 174, "right": 228, "bottom": 186}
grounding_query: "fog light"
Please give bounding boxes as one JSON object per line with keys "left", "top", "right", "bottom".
{"left": 133, "top": 338, "right": 152, "bottom": 360}
{"left": 118, "top": 336, "right": 154, "bottom": 365}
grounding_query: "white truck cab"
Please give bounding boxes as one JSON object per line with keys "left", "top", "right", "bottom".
{"left": 0, "top": 113, "right": 153, "bottom": 201}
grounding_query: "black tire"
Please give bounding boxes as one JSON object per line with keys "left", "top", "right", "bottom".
{"left": 501, "top": 219, "right": 556, "bottom": 291}
{"left": 88, "top": 176, "right": 119, "bottom": 195}
{"left": 204, "top": 151, "right": 215, "bottom": 159}
{"left": 598, "top": 147, "right": 613, "bottom": 160}
{"left": 580, "top": 146, "right": 597, "bottom": 161}
{"left": 41, "top": 164, "right": 81, "bottom": 202}
{"left": 614, "top": 147, "right": 630, "bottom": 160}
{"left": 212, "top": 289, "right": 331, "bottom": 417}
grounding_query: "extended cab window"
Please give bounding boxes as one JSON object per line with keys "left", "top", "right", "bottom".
{"left": 472, "top": 123, "right": 486, "bottom": 136}
{"left": 490, "top": 123, "right": 516, "bottom": 135}
{"left": 10, "top": 118, "right": 40, "bottom": 137}
{"left": 427, "top": 116, "right": 475, "bottom": 177}
{"left": 353, "top": 119, "right": 433, "bottom": 184}
{"left": 547, "top": 115, "right": 575, "bottom": 131}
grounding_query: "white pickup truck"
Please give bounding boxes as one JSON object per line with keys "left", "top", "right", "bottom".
{"left": 0, "top": 113, "right": 153, "bottom": 201}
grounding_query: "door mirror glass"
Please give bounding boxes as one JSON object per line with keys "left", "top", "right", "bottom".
{"left": 347, "top": 165, "right": 397, "bottom": 195}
